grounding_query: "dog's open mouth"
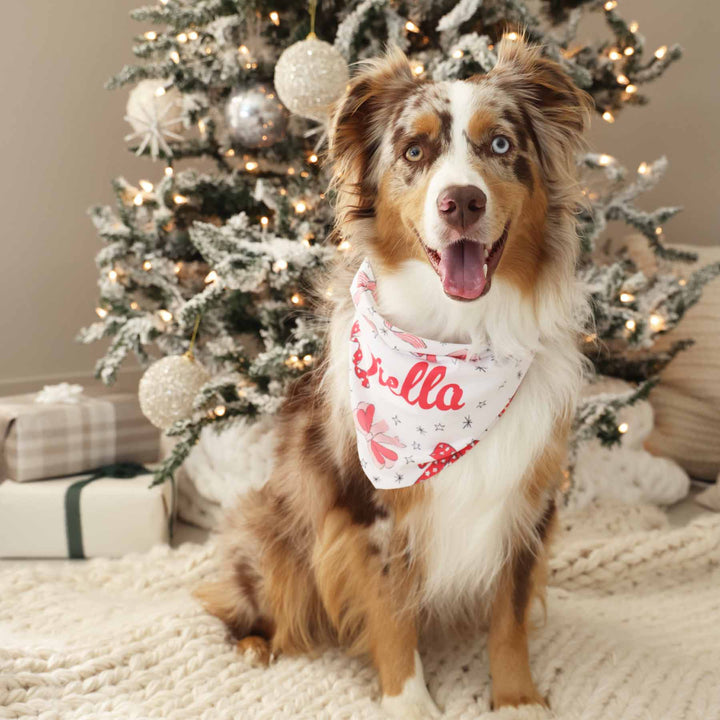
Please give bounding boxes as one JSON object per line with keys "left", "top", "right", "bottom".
{"left": 421, "top": 225, "right": 509, "bottom": 301}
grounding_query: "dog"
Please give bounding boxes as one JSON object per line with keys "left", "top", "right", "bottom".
{"left": 197, "top": 37, "right": 591, "bottom": 717}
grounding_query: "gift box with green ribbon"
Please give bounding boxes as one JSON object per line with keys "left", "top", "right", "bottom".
{"left": 0, "top": 463, "right": 172, "bottom": 558}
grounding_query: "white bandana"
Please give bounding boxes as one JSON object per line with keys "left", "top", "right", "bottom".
{"left": 349, "top": 259, "right": 535, "bottom": 490}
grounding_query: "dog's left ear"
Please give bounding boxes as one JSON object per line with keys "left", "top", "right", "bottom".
{"left": 490, "top": 37, "right": 592, "bottom": 175}
{"left": 329, "top": 47, "right": 418, "bottom": 196}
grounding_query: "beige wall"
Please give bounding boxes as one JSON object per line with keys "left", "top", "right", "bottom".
{"left": 1, "top": 0, "right": 717, "bottom": 393}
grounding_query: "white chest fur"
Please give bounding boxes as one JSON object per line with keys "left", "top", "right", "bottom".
{"left": 328, "top": 259, "right": 582, "bottom": 609}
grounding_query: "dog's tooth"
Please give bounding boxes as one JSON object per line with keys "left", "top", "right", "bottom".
{"left": 483, "top": 263, "right": 488, "bottom": 275}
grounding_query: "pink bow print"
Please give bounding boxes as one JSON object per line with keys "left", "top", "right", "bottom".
{"left": 355, "top": 402, "right": 405, "bottom": 469}
{"left": 416, "top": 440, "right": 479, "bottom": 483}
{"left": 353, "top": 270, "right": 377, "bottom": 304}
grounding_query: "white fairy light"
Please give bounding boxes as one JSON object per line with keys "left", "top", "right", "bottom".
{"left": 157, "top": 309, "right": 173, "bottom": 323}
{"left": 405, "top": 21, "right": 420, "bottom": 33}
{"left": 618, "top": 422, "right": 629, "bottom": 434}
{"left": 602, "top": 111, "right": 615, "bottom": 123}
{"left": 95, "top": 307, "right": 108, "bottom": 318}
{"left": 620, "top": 292, "right": 635, "bottom": 303}
{"left": 655, "top": 46, "right": 668, "bottom": 59}
{"left": 139, "top": 180, "right": 154, "bottom": 192}
{"left": 204, "top": 270, "right": 218, "bottom": 284}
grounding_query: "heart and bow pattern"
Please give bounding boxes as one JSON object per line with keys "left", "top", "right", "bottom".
{"left": 349, "top": 259, "right": 536, "bottom": 490}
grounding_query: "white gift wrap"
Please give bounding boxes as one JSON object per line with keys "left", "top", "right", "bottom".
{"left": 0, "top": 473, "right": 171, "bottom": 558}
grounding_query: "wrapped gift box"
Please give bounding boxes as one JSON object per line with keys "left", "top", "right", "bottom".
{"left": 0, "top": 390, "right": 160, "bottom": 482}
{"left": 0, "top": 468, "right": 171, "bottom": 558}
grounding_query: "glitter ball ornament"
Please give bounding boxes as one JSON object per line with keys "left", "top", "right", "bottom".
{"left": 224, "top": 84, "right": 288, "bottom": 148}
{"left": 125, "top": 79, "right": 184, "bottom": 159}
{"left": 273, "top": 37, "right": 349, "bottom": 121}
{"left": 138, "top": 353, "right": 210, "bottom": 430}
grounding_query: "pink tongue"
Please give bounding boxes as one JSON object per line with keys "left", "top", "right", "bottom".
{"left": 438, "top": 240, "right": 487, "bottom": 300}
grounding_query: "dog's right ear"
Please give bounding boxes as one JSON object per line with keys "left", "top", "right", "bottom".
{"left": 328, "top": 48, "right": 417, "bottom": 194}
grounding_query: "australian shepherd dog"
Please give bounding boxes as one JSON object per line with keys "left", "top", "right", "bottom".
{"left": 198, "top": 37, "right": 591, "bottom": 717}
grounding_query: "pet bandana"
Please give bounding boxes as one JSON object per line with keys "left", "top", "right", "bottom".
{"left": 349, "top": 259, "right": 535, "bottom": 490}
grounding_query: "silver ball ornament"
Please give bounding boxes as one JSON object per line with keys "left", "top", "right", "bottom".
{"left": 274, "top": 37, "right": 349, "bottom": 121}
{"left": 138, "top": 354, "right": 210, "bottom": 430}
{"left": 224, "top": 84, "right": 288, "bottom": 148}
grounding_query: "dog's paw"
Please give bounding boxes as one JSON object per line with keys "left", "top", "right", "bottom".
{"left": 236, "top": 636, "right": 272, "bottom": 667}
{"left": 381, "top": 677, "right": 442, "bottom": 719}
{"left": 491, "top": 690, "right": 549, "bottom": 712}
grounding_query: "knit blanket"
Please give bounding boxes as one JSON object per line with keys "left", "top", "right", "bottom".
{"left": 1, "top": 503, "right": 719, "bottom": 720}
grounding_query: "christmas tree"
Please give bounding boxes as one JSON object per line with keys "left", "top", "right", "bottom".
{"left": 81, "top": 0, "right": 719, "bottom": 495}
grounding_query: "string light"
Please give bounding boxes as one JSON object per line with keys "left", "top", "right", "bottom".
{"left": 95, "top": 307, "right": 108, "bottom": 318}
{"left": 325, "top": 287, "right": 334, "bottom": 297}
{"left": 290, "top": 293, "right": 302, "bottom": 305}
{"left": 214, "top": 405, "right": 226, "bottom": 417}
{"left": 130, "top": 301, "right": 139, "bottom": 310}
{"left": 294, "top": 201, "right": 307, "bottom": 214}
{"left": 405, "top": 20, "right": 420, "bottom": 33}
{"left": 198, "top": 119, "right": 206, "bottom": 134}
{"left": 604, "top": 0, "right": 617, "bottom": 10}
{"left": 655, "top": 46, "right": 668, "bottom": 59}
{"left": 158, "top": 309, "right": 173, "bottom": 323}
{"left": 143, "top": 260, "right": 153, "bottom": 271}
{"left": 602, "top": 111, "right": 615, "bottom": 123}
{"left": 625, "top": 319, "right": 636, "bottom": 331}
{"left": 164, "top": 166, "right": 173, "bottom": 177}
{"left": 174, "top": 262, "right": 183, "bottom": 274}
{"left": 154, "top": 86, "right": 166, "bottom": 97}
{"left": 144, "top": 31, "right": 157, "bottom": 40}
{"left": 260, "top": 216, "right": 269, "bottom": 227}
{"left": 617, "top": 74, "right": 630, "bottom": 85}
{"left": 620, "top": 292, "right": 635, "bottom": 303}
{"left": 638, "top": 162, "right": 650, "bottom": 175}
{"left": 170, "top": 51, "right": 180, "bottom": 64}
{"left": 337, "top": 239, "right": 351, "bottom": 251}
{"left": 188, "top": 30, "right": 198, "bottom": 40}
{"left": 204, "top": 270, "right": 218, "bottom": 284}
{"left": 238, "top": 45, "right": 249, "bottom": 55}
{"left": 452, "top": 49, "right": 464, "bottom": 59}
{"left": 608, "top": 49, "right": 622, "bottom": 60}
{"left": 624, "top": 47, "right": 635, "bottom": 56}
{"left": 629, "top": 21, "right": 639, "bottom": 32}
{"left": 598, "top": 154, "right": 613, "bottom": 166}
{"left": 273, "top": 259, "right": 288, "bottom": 272}
{"left": 108, "top": 269, "right": 118, "bottom": 282}
{"left": 412, "top": 63, "right": 425, "bottom": 76}
{"left": 133, "top": 193, "right": 144, "bottom": 206}
{"left": 224, "top": 148, "right": 235, "bottom": 157}
{"left": 173, "top": 194, "right": 188, "bottom": 205}
{"left": 655, "top": 227, "right": 663, "bottom": 235}
{"left": 678, "top": 278, "right": 687, "bottom": 286}
{"left": 139, "top": 180, "right": 154, "bottom": 192}
{"left": 269, "top": 11, "right": 280, "bottom": 25}
{"left": 649, "top": 314, "right": 665, "bottom": 331}
{"left": 176, "top": 33, "right": 188, "bottom": 43}
{"left": 308, "top": 154, "right": 318, "bottom": 164}
{"left": 245, "top": 160, "right": 258, "bottom": 172}
{"left": 287, "top": 167, "right": 295, "bottom": 175}
{"left": 584, "top": 333, "right": 598, "bottom": 343}
{"left": 618, "top": 422, "right": 629, "bottom": 434}
{"left": 303, "top": 355, "right": 313, "bottom": 365}
{"left": 504, "top": 31, "right": 519, "bottom": 41}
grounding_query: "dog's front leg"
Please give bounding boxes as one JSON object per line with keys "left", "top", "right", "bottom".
{"left": 487, "top": 520, "right": 553, "bottom": 710}
{"left": 314, "top": 508, "right": 440, "bottom": 719}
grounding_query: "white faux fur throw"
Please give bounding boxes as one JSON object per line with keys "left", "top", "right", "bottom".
{"left": 1, "top": 503, "right": 719, "bottom": 720}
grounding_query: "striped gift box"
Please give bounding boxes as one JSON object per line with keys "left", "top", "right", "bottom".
{"left": 0, "top": 392, "right": 160, "bottom": 482}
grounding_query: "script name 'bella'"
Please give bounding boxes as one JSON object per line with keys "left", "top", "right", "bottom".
{"left": 350, "top": 321, "right": 465, "bottom": 412}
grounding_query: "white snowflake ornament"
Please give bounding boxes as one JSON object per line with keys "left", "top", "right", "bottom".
{"left": 125, "top": 79, "right": 184, "bottom": 159}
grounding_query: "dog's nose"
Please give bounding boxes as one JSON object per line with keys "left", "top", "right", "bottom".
{"left": 437, "top": 185, "right": 487, "bottom": 230}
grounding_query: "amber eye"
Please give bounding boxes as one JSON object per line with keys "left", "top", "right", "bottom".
{"left": 404, "top": 144, "right": 423, "bottom": 162}
{"left": 491, "top": 136, "right": 511, "bottom": 155}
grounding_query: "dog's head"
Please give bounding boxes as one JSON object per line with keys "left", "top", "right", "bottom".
{"left": 329, "top": 38, "right": 591, "bottom": 302}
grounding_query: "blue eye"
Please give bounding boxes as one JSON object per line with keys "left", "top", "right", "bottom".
{"left": 491, "top": 136, "right": 511, "bottom": 155}
{"left": 404, "top": 144, "right": 423, "bottom": 162}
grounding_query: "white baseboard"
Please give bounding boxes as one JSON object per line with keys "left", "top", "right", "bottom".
{"left": 0, "top": 367, "right": 144, "bottom": 397}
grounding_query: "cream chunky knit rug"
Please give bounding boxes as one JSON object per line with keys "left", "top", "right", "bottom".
{"left": 1, "top": 503, "right": 719, "bottom": 720}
